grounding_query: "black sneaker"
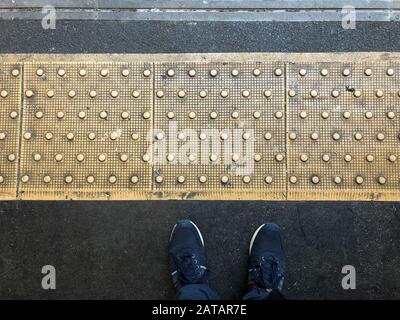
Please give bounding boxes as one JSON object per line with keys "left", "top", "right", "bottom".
{"left": 169, "top": 219, "right": 209, "bottom": 290}
{"left": 248, "top": 223, "right": 287, "bottom": 292}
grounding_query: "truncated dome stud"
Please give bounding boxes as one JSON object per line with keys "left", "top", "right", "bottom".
{"left": 131, "top": 176, "right": 139, "bottom": 184}
{"left": 9, "top": 111, "right": 18, "bottom": 119}
{"left": 320, "top": 68, "right": 328, "bottom": 76}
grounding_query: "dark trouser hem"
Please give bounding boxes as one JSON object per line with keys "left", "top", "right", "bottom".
{"left": 243, "top": 287, "right": 285, "bottom": 300}
{"left": 176, "top": 284, "right": 221, "bottom": 300}
{"left": 176, "top": 284, "right": 284, "bottom": 300}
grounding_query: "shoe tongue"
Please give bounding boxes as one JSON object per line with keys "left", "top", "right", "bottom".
{"left": 259, "top": 255, "right": 278, "bottom": 289}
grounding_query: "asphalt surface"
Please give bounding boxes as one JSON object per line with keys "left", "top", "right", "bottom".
{"left": 0, "top": 20, "right": 400, "bottom": 299}
{"left": 1, "top": 20, "right": 400, "bottom": 53}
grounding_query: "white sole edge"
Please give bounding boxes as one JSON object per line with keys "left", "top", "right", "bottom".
{"left": 170, "top": 220, "right": 205, "bottom": 247}
{"left": 249, "top": 224, "right": 266, "bottom": 255}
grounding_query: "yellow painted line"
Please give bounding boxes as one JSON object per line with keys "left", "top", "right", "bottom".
{"left": 0, "top": 53, "right": 399, "bottom": 200}
{"left": 0, "top": 63, "right": 21, "bottom": 199}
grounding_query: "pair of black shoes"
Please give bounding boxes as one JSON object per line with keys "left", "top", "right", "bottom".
{"left": 169, "top": 220, "right": 287, "bottom": 296}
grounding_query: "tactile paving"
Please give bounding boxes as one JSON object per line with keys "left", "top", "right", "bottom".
{"left": 153, "top": 62, "right": 286, "bottom": 200}
{"left": 0, "top": 53, "right": 399, "bottom": 201}
{"left": 286, "top": 62, "right": 400, "bottom": 200}
{"left": 20, "top": 62, "right": 153, "bottom": 199}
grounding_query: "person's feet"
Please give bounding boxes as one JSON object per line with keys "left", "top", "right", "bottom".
{"left": 248, "top": 223, "right": 287, "bottom": 292}
{"left": 169, "top": 219, "right": 209, "bottom": 290}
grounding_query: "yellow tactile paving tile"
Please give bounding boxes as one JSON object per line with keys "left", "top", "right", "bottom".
{"left": 19, "top": 62, "right": 153, "bottom": 200}
{"left": 0, "top": 63, "right": 21, "bottom": 199}
{"left": 152, "top": 62, "right": 286, "bottom": 200}
{"left": 286, "top": 62, "right": 400, "bottom": 200}
{"left": 0, "top": 53, "right": 400, "bottom": 200}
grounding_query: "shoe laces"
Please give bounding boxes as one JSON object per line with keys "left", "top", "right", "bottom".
{"left": 250, "top": 255, "right": 284, "bottom": 291}
{"left": 174, "top": 250, "right": 207, "bottom": 285}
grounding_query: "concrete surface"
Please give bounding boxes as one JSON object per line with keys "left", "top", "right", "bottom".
{"left": 0, "top": 20, "right": 400, "bottom": 299}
